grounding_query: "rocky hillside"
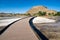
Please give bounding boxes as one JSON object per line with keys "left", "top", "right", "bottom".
{"left": 27, "top": 6, "right": 57, "bottom": 15}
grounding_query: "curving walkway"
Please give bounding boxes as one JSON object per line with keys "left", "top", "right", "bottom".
{"left": 0, "top": 17, "right": 38, "bottom": 40}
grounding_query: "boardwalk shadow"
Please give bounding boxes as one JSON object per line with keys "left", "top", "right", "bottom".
{"left": 29, "top": 17, "right": 49, "bottom": 40}
{"left": 0, "top": 17, "right": 28, "bottom": 35}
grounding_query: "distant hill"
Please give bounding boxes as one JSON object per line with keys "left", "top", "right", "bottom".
{"left": 0, "top": 13, "right": 28, "bottom": 17}
{"left": 0, "top": 13, "right": 20, "bottom": 17}
{"left": 0, "top": 13, "right": 13, "bottom": 17}
{"left": 27, "top": 6, "right": 57, "bottom": 15}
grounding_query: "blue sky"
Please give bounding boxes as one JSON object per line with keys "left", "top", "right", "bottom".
{"left": 0, "top": 0, "right": 60, "bottom": 13}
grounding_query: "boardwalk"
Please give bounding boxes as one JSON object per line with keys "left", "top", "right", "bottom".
{"left": 0, "top": 17, "right": 38, "bottom": 40}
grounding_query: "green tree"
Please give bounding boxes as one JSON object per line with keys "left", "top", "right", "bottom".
{"left": 43, "top": 12, "right": 46, "bottom": 16}
{"left": 38, "top": 11, "right": 46, "bottom": 16}
{"left": 33, "top": 11, "right": 46, "bottom": 16}
{"left": 54, "top": 12, "right": 60, "bottom": 16}
{"left": 26, "top": 13, "right": 31, "bottom": 16}
{"left": 57, "top": 12, "right": 60, "bottom": 16}
{"left": 48, "top": 13, "right": 51, "bottom": 16}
